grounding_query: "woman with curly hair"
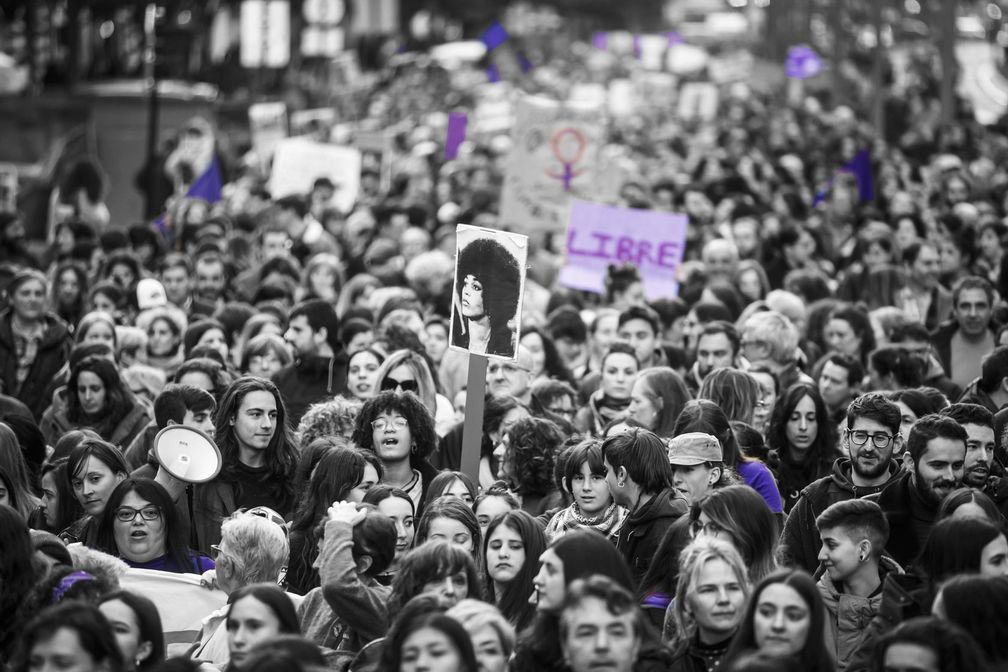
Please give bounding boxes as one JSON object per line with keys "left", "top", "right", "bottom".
{"left": 496, "top": 417, "right": 565, "bottom": 516}
{"left": 40, "top": 355, "right": 152, "bottom": 450}
{"left": 766, "top": 382, "right": 840, "bottom": 512}
{"left": 286, "top": 445, "right": 383, "bottom": 594}
{"left": 351, "top": 390, "right": 440, "bottom": 515}
{"left": 452, "top": 236, "right": 522, "bottom": 357}
{"left": 483, "top": 509, "right": 547, "bottom": 632}
{"left": 297, "top": 396, "right": 362, "bottom": 448}
{"left": 389, "top": 539, "right": 484, "bottom": 612}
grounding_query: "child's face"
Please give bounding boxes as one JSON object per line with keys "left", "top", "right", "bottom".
{"left": 817, "top": 526, "right": 866, "bottom": 583}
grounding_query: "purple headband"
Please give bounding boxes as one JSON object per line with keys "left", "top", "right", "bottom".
{"left": 51, "top": 570, "right": 96, "bottom": 605}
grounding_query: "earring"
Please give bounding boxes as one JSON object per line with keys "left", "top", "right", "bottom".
{"left": 411, "top": 443, "right": 417, "bottom": 454}
{"left": 617, "top": 480, "right": 625, "bottom": 488}
{"left": 859, "top": 554, "right": 866, "bottom": 562}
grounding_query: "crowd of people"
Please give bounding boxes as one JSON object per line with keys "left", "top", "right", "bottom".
{"left": 1, "top": 23, "right": 1008, "bottom": 672}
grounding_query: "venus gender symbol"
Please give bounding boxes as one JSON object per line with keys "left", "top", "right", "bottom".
{"left": 546, "top": 127, "right": 588, "bottom": 192}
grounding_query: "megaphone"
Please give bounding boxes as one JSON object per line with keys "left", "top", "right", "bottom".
{"left": 153, "top": 425, "right": 222, "bottom": 484}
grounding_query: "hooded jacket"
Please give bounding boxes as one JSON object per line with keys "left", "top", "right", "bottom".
{"left": 271, "top": 350, "right": 349, "bottom": 426}
{"left": 0, "top": 309, "right": 71, "bottom": 420}
{"left": 844, "top": 571, "right": 932, "bottom": 672}
{"left": 780, "top": 458, "right": 901, "bottom": 572}
{"left": 40, "top": 386, "right": 152, "bottom": 450}
{"left": 815, "top": 555, "right": 904, "bottom": 670}
{"left": 616, "top": 488, "right": 689, "bottom": 586}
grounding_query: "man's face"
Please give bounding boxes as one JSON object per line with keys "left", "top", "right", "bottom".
{"left": 906, "top": 436, "right": 965, "bottom": 507}
{"left": 909, "top": 245, "right": 941, "bottom": 289}
{"left": 486, "top": 347, "right": 534, "bottom": 399}
{"left": 195, "top": 260, "right": 226, "bottom": 301}
{"left": 962, "top": 422, "right": 996, "bottom": 487}
{"left": 561, "top": 596, "right": 640, "bottom": 672}
{"left": 819, "top": 361, "right": 854, "bottom": 410}
{"left": 731, "top": 218, "right": 759, "bottom": 257}
{"left": 284, "top": 315, "right": 320, "bottom": 358}
{"left": 261, "top": 231, "right": 291, "bottom": 260}
{"left": 695, "top": 333, "right": 735, "bottom": 379}
{"left": 232, "top": 391, "right": 278, "bottom": 453}
{"left": 617, "top": 319, "right": 657, "bottom": 367}
{"left": 846, "top": 416, "right": 898, "bottom": 481}
{"left": 161, "top": 267, "right": 191, "bottom": 305}
{"left": 953, "top": 288, "right": 992, "bottom": 337}
{"left": 702, "top": 245, "right": 737, "bottom": 280}
{"left": 182, "top": 407, "right": 216, "bottom": 439}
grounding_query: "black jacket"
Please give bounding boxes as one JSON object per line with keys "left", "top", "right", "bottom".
{"left": 616, "top": 488, "right": 689, "bottom": 587}
{"left": 867, "top": 471, "right": 939, "bottom": 568}
{"left": 0, "top": 310, "right": 71, "bottom": 420}
{"left": 780, "top": 458, "right": 901, "bottom": 572}
{"left": 930, "top": 319, "right": 996, "bottom": 387}
{"left": 271, "top": 351, "right": 349, "bottom": 425}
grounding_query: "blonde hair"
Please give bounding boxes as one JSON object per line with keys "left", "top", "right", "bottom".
{"left": 447, "top": 599, "right": 517, "bottom": 658}
{"left": 672, "top": 537, "right": 751, "bottom": 646}
{"left": 372, "top": 348, "right": 437, "bottom": 410}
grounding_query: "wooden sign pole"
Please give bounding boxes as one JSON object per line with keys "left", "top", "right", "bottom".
{"left": 460, "top": 353, "right": 488, "bottom": 488}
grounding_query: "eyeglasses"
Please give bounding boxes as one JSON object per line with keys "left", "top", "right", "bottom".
{"left": 114, "top": 506, "right": 161, "bottom": 523}
{"left": 381, "top": 377, "right": 419, "bottom": 393}
{"left": 372, "top": 417, "right": 409, "bottom": 431}
{"left": 243, "top": 506, "right": 287, "bottom": 528}
{"left": 210, "top": 544, "right": 225, "bottom": 560}
{"left": 487, "top": 362, "right": 528, "bottom": 375}
{"left": 846, "top": 430, "right": 896, "bottom": 448}
{"left": 689, "top": 518, "right": 725, "bottom": 538}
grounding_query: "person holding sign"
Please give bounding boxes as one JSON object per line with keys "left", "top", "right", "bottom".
{"left": 452, "top": 237, "right": 523, "bottom": 358}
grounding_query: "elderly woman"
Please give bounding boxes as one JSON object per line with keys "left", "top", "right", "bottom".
{"left": 188, "top": 509, "right": 290, "bottom": 665}
{"left": 451, "top": 237, "right": 522, "bottom": 357}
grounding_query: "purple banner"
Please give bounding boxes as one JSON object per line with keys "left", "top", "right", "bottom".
{"left": 445, "top": 112, "right": 468, "bottom": 160}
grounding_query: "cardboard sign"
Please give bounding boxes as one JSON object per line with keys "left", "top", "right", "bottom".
{"left": 268, "top": 137, "right": 361, "bottom": 212}
{"left": 240, "top": 0, "right": 291, "bottom": 68}
{"left": 677, "top": 82, "right": 719, "bottom": 122}
{"left": 248, "top": 102, "right": 288, "bottom": 160}
{"left": 449, "top": 224, "right": 528, "bottom": 361}
{"left": 499, "top": 95, "right": 606, "bottom": 234}
{"left": 559, "top": 200, "right": 689, "bottom": 300}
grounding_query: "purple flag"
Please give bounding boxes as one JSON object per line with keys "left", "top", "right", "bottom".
{"left": 486, "top": 64, "right": 500, "bottom": 83}
{"left": 785, "top": 45, "right": 823, "bottom": 80}
{"left": 154, "top": 156, "right": 223, "bottom": 243}
{"left": 592, "top": 32, "right": 608, "bottom": 50}
{"left": 633, "top": 35, "right": 642, "bottom": 59}
{"left": 481, "top": 22, "right": 509, "bottom": 51}
{"left": 666, "top": 31, "right": 684, "bottom": 46}
{"left": 445, "top": 113, "right": 468, "bottom": 160}
{"left": 517, "top": 52, "right": 532, "bottom": 74}
{"left": 812, "top": 149, "right": 874, "bottom": 207}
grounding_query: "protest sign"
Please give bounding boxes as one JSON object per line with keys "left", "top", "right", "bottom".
{"left": 248, "top": 102, "right": 288, "bottom": 161}
{"left": 499, "top": 95, "right": 606, "bottom": 234}
{"left": 118, "top": 568, "right": 228, "bottom": 655}
{"left": 290, "top": 107, "right": 337, "bottom": 138}
{"left": 449, "top": 224, "right": 528, "bottom": 361}
{"left": 677, "top": 82, "right": 719, "bottom": 122}
{"left": 268, "top": 137, "right": 361, "bottom": 212}
{"left": 559, "top": 200, "right": 689, "bottom": 300}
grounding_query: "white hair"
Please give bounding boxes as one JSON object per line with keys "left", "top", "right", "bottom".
{"left": 218, "top": 513, "right": 289, "bottom": 591}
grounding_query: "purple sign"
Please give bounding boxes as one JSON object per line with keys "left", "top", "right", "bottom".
{"left": 559, "top": 200, "right": 688, "bottom": 300}
{"left": 785, "top": 45, "right": 823, "bottom": 80}
{"left": 445, "top": 112, "right": 468, "bottom": 160}
{"left": 592, "top": 32, "right": 608, "bottom": 50}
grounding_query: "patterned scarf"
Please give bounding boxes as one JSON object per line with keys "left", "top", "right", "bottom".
{"left": 543, "top": 501, "right": 627, "bottom": 543}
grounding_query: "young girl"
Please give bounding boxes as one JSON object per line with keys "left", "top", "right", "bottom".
{"left": 389, "top": 540, "right": 484, "bottom": 611}
{"left": 225, "top": 584, "right": 300, "bottom": 670}
{"left": 414, "top": 496, "right": 483, "bottom": 567}
{"left": 483, "top": 510, "right": 546, "bottom": 632}
{"left": 363, "top": 485, "right": 416, "bottom": 581}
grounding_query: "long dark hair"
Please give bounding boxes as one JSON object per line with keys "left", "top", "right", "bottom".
{"left": 51, "top": 261, "right": 89, "bottom": 327}
{"left": 390, "top": 540, "right": 484, "bottom": 612}
{"left": 214, "top": 377, "right": 298, "bottom": 507}
{"left": 916, "top": 517, "right": 1005, "bottom": 590}
{"left": 14, "top": 602, "right": 125, "bottom": 672}
{"left": 95, "top": 478, "right": 200, "bottom": 572}
{"left": 483, "top": 510, "right": 547, "bottom": 632}
{"left": 674, "top": 398, "right": 748, "bottom": 468}
{"left": 66, "top": 438, "right": 129, "bottom": 505}
{"left": 98, "top": 590, "right": 166, "bottom": 672}
{"left": 0, "top": 505, "right": 36, "bottom": 661}
{"left": 66, "top": 356, "right": 136, "bottom": 434}
{"left": 521, "top": 326, "right": 574, "bottom": 384}
{"left": 766, "top": 382, "right": 838, "bottom": 469}
{"left": 724, "top": 569, "right": 834, "bottom": 672}
{"left": 39, "top": 458, "right": 84, "bottom": 533}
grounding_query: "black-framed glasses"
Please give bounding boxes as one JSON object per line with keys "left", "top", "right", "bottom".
{"left": 381, "top": 377, "right": 419, "bottom": 393}
{"left": 372, "top": 417, "right": 409, "bottom": 431}
{"left": 114, "top": 506, "right": 161, "bottom": 523}
{"left": 846, "top": 430, "right": 896, "bottom": 448}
